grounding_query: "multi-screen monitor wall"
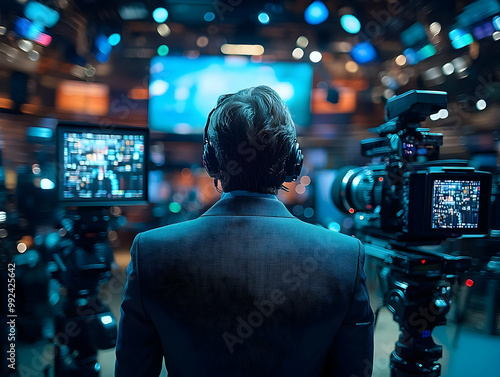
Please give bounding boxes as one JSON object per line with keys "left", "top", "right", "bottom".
{"left": 148, "top": 56, "right": 314, "bottom": 134}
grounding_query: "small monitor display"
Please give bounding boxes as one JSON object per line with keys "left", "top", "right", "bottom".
{"left": 431, "top": 179, "right": 481, "bottom": 229}
{"left": 57, "top": 124, "right": 148, "bottom": 206}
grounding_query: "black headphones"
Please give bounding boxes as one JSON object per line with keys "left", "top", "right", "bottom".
{"left": 284, "top": 141, "right": 304, "bottom": 182}
{"left": 203, "top": 94, "right": 304, "bottom": 183}
{"left": 202, "top": 106, "right": 220, "bottom": 178}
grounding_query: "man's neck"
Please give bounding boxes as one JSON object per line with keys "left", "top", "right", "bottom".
{"left": 221, "top": 190, "right": 278, "bottom": 200}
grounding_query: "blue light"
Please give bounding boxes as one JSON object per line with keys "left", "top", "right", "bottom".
{"left": 27, "top": 127, "right": 52, "bottom": 139}
{"left": 14, "top": 17, "right": 43, "bottom": 41}
{"left": 400, "top": 23, "right": 427, "bottom": 47}
{"left": 350, "top": 41, "right": 376, "bottom": 64}
{"left": 148, "top": 56, "right": 313, "bottom": 131}
{"left": 95, "top": 50, "right": 110, "bottom": 63}
{"left": 40, "top": 178, "right": 55, "bottom": 190}
{"left": 340, "top": 15, "right": 361, "bottom": 34}
{"left": 204, "top": 12, "right": 215, "bottom": 22}
{"left": 24, "top": 1, "right": 60, "bottom": 28}
{"left": 328, "top": 222, "right": 341, "bottom": 232}
{"left": 472, "top": 22, "right": 495, "bottom": 39}
{"left": 152, "top": 7, "right": 168, "bottom": 23}
{"left": 403, "top": 48, "right": 419, "bottom": 65}
{"left": 449, "top": 29, "right": 462, "bottom": 40}
{"left": 100, "top": 315, "right": 113, "bottom": 325}
{"left": 108, "top": 33, "right": 121, "bottom": 46}
{"left": 258, "top": 12, "right": 270, "bottom": 24}
{"left": 449, "top": 28, "right": 474, "bottom": 49}
{"left": 304, "top": 1, "right": 329, "bottom": 25}
{"left": 494, "top": 16, "right": 500, "bottom": 30}
{"left": 95, "top": 34, "right": 111, "bottom": 54}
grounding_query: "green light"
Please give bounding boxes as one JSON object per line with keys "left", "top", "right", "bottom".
{"left": 108, "top": 33, "right": 121, "bottom": 46}
{"left": 153, "top": 7, "right": 168, "bottom": 23}
{"left": 169, "top": 202, "right": 181, "bottom": 213}
{"left": 157, "top": 45, "right": 169, "bottom": 56}
{"left": 340, "top": 15, "right": 361, "bottom": 34}
{"left": 416, "top": 44, "right": 436, "bottom": 60}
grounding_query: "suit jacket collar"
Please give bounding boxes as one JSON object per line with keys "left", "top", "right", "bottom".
{"left": 200, "top": 196, "right": 295, "bottom": 218}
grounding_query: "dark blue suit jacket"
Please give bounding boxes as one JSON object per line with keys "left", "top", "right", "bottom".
{"left": 115, "top": 196, "right": 374, "bottom": 376}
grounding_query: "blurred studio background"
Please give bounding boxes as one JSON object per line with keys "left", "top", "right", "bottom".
{"left": 0, "top": 0, "right": 499, "bottom": 376}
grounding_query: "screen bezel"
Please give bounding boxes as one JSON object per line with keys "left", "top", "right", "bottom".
{"left": 427, "top": 172, "right": 491, "bottom": 236}
{"left": 56, "top": 122, "right": 149, "bottom": 207}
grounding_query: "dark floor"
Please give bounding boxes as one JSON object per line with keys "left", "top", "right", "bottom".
{"left": 15, "top": 250, "right": 500, "bottom": 377}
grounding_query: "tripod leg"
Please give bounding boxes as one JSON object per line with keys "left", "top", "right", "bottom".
{"left": 485, "top": 277, "right": 499, "bottom": 335}
{"left": 374, "top": 305, "right": 385, "bottom": 329}
{"left": 452, "top": 283, "right": 471, "bottom": 348}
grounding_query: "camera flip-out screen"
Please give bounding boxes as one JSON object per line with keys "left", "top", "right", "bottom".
{"left": 404, "top": 169, "right": 491, "bottom": 238}
{"left": 57, "top": 123, "right": 149, "bottom": 206}
{"left": 431, "top": 180, "right": 481, "bottom": 229}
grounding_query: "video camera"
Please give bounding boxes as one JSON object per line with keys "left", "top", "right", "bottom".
{"left": 330, "top": 90, "right": 494, "bottom": 377}
{"left": 331, "top": 90, "right": 492, "bottom": 242}
{"left": 48, "top": 122, "right": 149, "bottom": 377}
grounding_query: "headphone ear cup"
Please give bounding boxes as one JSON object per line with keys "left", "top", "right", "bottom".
{"left": 284, "top": 142, "right": 303, "bottom": 182}
{"left": 203, "top": 142, "right": 220, "bottom": 177}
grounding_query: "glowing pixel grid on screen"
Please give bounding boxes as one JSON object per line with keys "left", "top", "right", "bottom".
{"left": 62, "top": 132, "right": 145, "bottom": 201}
{"left": 431, "top": 180, "right": 480, "bottom": 229}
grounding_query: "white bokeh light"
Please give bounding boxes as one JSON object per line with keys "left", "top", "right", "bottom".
{"left": 309, "top": 51, "right": 322, "bottom": 63}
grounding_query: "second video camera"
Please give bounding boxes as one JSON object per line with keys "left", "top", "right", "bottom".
{"left": 331, "top": 90, "right": 492, "bottom": 241}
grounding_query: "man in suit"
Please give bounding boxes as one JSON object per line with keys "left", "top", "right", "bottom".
{"left": 115, "top": 85, "right": 374, "bottom": 377}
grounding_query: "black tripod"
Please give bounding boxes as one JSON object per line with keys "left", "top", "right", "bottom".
{"left": 366, "top": 240, "right": 470, "bottom": 377}
{"left": 48, "top": 208, "right": 117, "bottom": 377}
{"left": 385, "top": 268, "right": 451, "bottom": 377}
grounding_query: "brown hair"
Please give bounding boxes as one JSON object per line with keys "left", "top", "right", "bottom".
{"left": 207, "top": 85, "right": 296, "bottom": 194}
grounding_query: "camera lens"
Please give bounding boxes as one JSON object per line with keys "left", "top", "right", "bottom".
{"left": 331, "top": 166, "right": 385, "bottom": 213}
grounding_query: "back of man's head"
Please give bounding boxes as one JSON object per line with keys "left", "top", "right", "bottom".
{"left": 207, "top": 85, "right": 296, "bottom": 194}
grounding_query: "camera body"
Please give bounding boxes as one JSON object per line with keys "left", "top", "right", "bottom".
{"left": 49, "top": 122, "right": 150, "bottom": 376}
{"left": 331, "top": 90, "right": 489, "bottom": 377}
{"left": 332, "top": 90, "right": 492, "bottom": 242}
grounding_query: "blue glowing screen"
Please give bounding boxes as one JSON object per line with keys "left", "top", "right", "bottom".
{"left": 148, "top": 56, "right": 313, "bottom": 133}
